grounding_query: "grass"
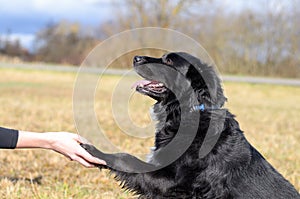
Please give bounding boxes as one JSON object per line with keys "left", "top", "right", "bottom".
{"left": 0, "top": 68, "right": 299, "bottom": 198}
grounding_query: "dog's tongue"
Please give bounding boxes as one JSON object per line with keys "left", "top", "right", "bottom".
{"left": 131, "top": 79, "right": 152, "bottom": 89}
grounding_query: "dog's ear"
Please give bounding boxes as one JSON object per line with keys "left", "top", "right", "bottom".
{"left": 186, "top": 63, "right": 227, "bottom": 107}
{"left": 203, "top": 68, "right": 227, "bottom": 107}
{"left": 172, "top": 52, "right": 227, "bottom": 107}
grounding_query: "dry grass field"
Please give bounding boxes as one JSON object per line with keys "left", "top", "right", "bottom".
{"left": 0, "top": 68, "right": 299, "bottom": 198}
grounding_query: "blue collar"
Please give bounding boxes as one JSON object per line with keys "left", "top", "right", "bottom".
{"left": 190, "top": 104, "right": 220, "bottom": 112}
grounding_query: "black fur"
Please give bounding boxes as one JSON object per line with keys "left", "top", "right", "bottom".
{"left": 81, "top": 52, "right": 300, "bottom": 198}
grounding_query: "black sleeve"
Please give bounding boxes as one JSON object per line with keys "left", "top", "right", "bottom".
{"left": 0, "top": 127, "right": 19, "bottom": 149}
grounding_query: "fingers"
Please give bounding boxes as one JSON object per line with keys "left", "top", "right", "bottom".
{"left": 76, "top": 143, "right": 107, "bottom": 166}
{"left": 73, "top": 134, "right": 107, "bottom": 165}
{"left": 52, "top": 132, "right": 106, "bottom": 167}
{"left": 70, "top": 155, "right": 95, "bottom": 168}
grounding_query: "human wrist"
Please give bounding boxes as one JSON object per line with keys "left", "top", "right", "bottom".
{"left": 39, "top": 132, "right": 57, "bottom": 150}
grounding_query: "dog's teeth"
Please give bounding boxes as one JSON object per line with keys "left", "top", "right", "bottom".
{"left": 158, "top": 83, "right": 164, "bottom": 87}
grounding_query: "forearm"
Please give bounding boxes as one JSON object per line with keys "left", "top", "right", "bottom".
{"left": 16, "top": 131, "right": 52, "bottom": 149}
{"left": 0, "top": 127, "right": 50, "bottom": 149}
{"left": 1, "top": 129, "right": 106, "bottom": 167}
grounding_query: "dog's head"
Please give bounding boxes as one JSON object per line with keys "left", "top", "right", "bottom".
{"left": 132, "top": 52, "right": 227, "bottom": 109}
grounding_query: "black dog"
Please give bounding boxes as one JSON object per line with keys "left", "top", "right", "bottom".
{"left": 82, "top": 52, "right": 300, "bottom": 198}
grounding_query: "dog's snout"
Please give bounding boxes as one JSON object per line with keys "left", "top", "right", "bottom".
{"left": 133, "top": 56, "right": 145, "bottom": 65}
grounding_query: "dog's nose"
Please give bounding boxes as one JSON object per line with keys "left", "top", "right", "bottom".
{"left": 133, "top": 56, "right": 145, "bottom": 64}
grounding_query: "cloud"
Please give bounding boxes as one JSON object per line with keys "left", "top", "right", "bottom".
{"left": 8, "top": 33, "right": 35, "bottom": 49}
{"left": 0, "top": 0, "right": 113, "bottom": 49}
{"left": 0, "top": 0, "right": 112, "bottom": 51}
{"left": 0, "top": 0, "right": 112, "bottom": 33}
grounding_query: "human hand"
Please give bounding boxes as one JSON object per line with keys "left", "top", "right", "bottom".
{"left": 43, "top": 132, "right": 107, "bottom": 168}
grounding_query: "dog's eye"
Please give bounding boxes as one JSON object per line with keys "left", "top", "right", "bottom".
{"left": 166, "top": 58, "right": 173, "bottom": 65}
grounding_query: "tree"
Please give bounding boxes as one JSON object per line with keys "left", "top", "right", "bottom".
{"left": 98, "top": 0, "right": 202, "bottom": 37}
{"left": 34, "top": 21, "right": 99, "bottom": 65}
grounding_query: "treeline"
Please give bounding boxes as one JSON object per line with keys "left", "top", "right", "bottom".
{"left": 34, "top": 21, "right": 99, "bottom": 65}
{"left": 0, "top": 37, "right": 31, "bottom": 61}
{"left": 0, "top": 22, "right": 99, "bottom": 65}
{"left": 1, "top": 0, "right": 299, "bottom": 77}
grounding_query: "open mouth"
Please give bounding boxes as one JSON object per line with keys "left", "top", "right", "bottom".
{"left": 132, "top": 79, "right": 167, "bottom": 94}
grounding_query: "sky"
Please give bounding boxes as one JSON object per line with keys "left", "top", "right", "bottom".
{"left": 0, "top": 0, "right": 113, "bottom": 49}
{"left": 0, "top": 0, "right": 280, "bottom": 50}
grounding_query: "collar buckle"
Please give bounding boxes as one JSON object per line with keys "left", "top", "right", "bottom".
{"left": 190, "top": 104, "right": 220, "bottom": 112}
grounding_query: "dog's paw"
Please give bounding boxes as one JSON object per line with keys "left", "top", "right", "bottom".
{"left": 80, "top": 143, "right": 109, "bottom": 169}
{"left": 80, "top": 143, "right": 106, "bottom": 159}
{"left": 80, "top": 143, "right": 94, "bottom": 153}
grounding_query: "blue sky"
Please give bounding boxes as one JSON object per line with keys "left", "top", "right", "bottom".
{"left": 0, "top": 0, "right": 113, "bottom": 48}
{"left": 0, "top": 0, "right": 279, "bottom": 50}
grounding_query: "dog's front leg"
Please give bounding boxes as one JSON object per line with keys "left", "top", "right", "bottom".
{"left": 81, "top": 143, "right": 178, "bottom": 196}
{"left": 80, "top": 143, "right": 156, "bottom": 173}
